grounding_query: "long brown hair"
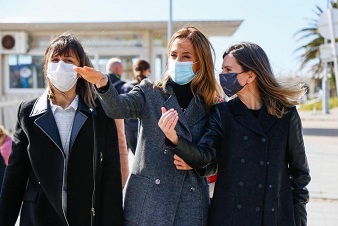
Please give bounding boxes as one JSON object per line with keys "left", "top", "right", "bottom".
{"left": 154, "top": 26, "right": 223, "bottom": 109}
{"left": 223, "top": 42, "right": 307, "bottom": 118}
{"left": 134, "top": 59, "right": 150, "bottom": 84}
{"left": 43, "top": 32, "right": 96, "bottom": 108}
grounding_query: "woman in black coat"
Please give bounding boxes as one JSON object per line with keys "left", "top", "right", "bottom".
{"left": 0, "top": 33, "right": 123, "bottom": 226}
{"left": 159, "top": 42, "right": 311, "bottom": 226}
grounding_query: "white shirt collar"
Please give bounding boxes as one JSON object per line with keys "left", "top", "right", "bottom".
{"left": 50, "top": 95, "right": 79, "bottom": 114}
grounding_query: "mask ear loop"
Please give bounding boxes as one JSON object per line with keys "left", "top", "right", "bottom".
{"left": 245, "top": 73, "right": 261, "bottom": 103}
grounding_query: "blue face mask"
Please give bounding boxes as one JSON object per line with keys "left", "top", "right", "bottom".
{"left": 168, "top": 60, "right": 196, "bottom": 85}
{"left": 219, "top": 72, "right": 246, "bottom": 97}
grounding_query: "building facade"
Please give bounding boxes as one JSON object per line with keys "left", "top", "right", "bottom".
{"left": 0, "top": 20, "right": 242, "bottom": 131}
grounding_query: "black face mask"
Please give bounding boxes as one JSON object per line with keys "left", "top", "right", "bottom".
{"left": 219, "top": 72, "right": 246, "bottom": 97}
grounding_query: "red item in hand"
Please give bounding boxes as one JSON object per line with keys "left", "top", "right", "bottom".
{"left": 207, "top": 174, "right": 217, "bottom": 183}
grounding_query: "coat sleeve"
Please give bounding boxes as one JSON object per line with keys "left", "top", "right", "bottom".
{"left": 0, "top": 103, "right": 31, "bottom": 226}
{"left": 97, "top": 79, "right": 147, "bottom": 120}
{"left": 169, "top": 105, "right": 224, "bottom": 170}
{"left": 287, "top": 107, "right": 311, "bottom": 226}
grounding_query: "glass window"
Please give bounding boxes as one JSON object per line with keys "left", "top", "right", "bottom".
{"left": 9, "top": 55, "right": 45, "bottom": 89}
{"left": 153, "top": 32, "right": 167, "bottom": 47}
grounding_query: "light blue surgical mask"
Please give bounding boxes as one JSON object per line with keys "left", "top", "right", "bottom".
{"left": 168, "top": 59, "right": 196, "bottom": 85}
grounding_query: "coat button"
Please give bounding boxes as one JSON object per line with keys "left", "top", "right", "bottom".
{"left": 237, "top": 204, "right": 242, "bottom": 209}
{"left": 257, "top": 184, "right": 263, "bottom": 188}
{"left": 269, "top": 184, "right": 273, "bottom": 188}
{"left": 243, "top": 136, "right": 248, "bottom": 140}
{"left": 155, "top": 179, "right": 161, "bottom": 185}
{"left": 266, "top": 161, "right": 270, "bottom": 165}
{"left": 259, "top": 161, "right": 264, "bottom": 165}
{"left": 255, "top": 207, "right": 260, "bottom": 212}
{"left": 261, "top": 138, "right": 267, "bottom": 142}
{"left": 190, "top": 187, "right": 196, "bottom": 192}
{"left": 38, "top": 181, "right": 41, "bottom": 184}
{"left": 240, "top": 158, "right": 245, "bottom": 163}
{"left": 271, "top": 208, "right": 275, "bottom": 212}
{"left": 163, "top": 149, "right": 168, "bottom": 154}
{"left": 239, "top": 181, "right": 244, "bottom": 186}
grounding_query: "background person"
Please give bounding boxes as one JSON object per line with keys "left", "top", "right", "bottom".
{"left": 0, "top": 125, "right": 12, "bottom": 165}
{"left": 0, "top": 33, "right": 123, "bottom": 226}
{"left": 75, "top": 26, "right": 223, "bottom": 226}
{"left": 121, "top": 59, "right": 151, "bottom": 155}
{"left": 159, "top": 42, "right": 311, "bottom": 226}
{"left": 0, "top": 125, "right": 11, "bottom": 190}
{"left": 106, "top": 57, "right": 125, "bottom": 93}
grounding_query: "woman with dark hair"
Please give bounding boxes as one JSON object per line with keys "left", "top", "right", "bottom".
{"left": 121, "top": 59, "right": 151, "bottom": 155}
{"left": 0, "top": 32, "right": 123, "bottom": 226}
{"left": 159, "top": 42, "right": 311, "bottom": 226}
{"left": 75, "top": 26, "right": 223, "bottom": 226}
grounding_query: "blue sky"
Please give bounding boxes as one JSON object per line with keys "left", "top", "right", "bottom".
{"left": 0, "top": 0, "right": 327, "bottom": 76}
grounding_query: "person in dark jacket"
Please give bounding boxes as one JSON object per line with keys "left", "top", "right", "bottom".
{"left": 121, "top": 59, "right": 151, "bottom": 154}
{"left": 0, "top": 33, "right": 123, "bottom": 226}
{"left": 106, "top": 58, "right": 125, "bottom": 94}
{"left": 159, "top": 42, "right": 311, "bottom": 226}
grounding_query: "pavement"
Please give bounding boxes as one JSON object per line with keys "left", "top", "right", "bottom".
{"left": 298, "top": 108, "right": 338, "bottom": 226}
{"left": 14, "top": 108, "right": 338, "bottom": 226}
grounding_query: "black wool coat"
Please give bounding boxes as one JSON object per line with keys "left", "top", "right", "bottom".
{"left": 0, "top": 92, "right": 123, "bottom": 226}
{"left": 171, "top": 98, "right": 311, "bottom": 226}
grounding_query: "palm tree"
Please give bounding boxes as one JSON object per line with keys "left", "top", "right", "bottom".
{"left": 294, "top": 5, "right": 325, "bottom": 75}
{"left": 294, "top": 2, "right": 337, "bottom": 96}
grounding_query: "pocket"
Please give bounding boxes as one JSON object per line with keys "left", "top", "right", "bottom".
{"left": 21, "top": 190, "right": 39, "bottom": 226}
{"left": 23, "top": 190, "right": 39, "bottom": 201}
{"left": 123, "top": 174, "right": 151, "bottom": 225}
{"left": 277, "top": 188, "right": 296, "bottom": 226}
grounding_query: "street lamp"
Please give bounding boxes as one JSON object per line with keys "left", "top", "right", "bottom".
{"left": 168, "top": 0, "right": 173, "bottom": 42}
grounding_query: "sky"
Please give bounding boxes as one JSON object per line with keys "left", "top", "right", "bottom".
{"left": 0, "top": 0, "right": 328, "bottom": 77}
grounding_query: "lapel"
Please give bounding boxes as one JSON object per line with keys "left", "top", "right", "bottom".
{"left": 258, "top": 103, "right": 278, "bottom": 134}
{"left": 162, "top": 84, "right": 208, "bottom": 141}
{"left": 162, "top": 84, "right": 190, "bottom": 132}
{"left": 230, "top": 98, "right": 277, "bottom": 136}
{"left": 30, "top": 91, "right": 95, "bottom": 153}
{"left": 31, "top": 90, "right": 63, "bottom": 153}
{"left": 69, "top": 98, "right": 95, "bottom": 151}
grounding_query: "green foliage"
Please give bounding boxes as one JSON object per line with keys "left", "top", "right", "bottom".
{"left": 294, "top": 3, "right": 338, "bottom": 80}
{"left": 299, "top": 97, "right": 338, "bottom": 110}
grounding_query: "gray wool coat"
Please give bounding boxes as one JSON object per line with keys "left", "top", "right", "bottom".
{"left": 97, "top": 79, "right": 210, "bottom": 226}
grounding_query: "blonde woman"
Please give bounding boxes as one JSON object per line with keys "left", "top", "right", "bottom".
{"left": 75, "top": 26, "right": 223, "bottom": 226}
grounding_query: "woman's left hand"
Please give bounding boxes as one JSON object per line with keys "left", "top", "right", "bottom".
{"left": 173, "top": 154, "right": 192, "bottom": 170}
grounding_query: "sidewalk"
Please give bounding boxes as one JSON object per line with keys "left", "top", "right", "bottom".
{"left": 299, "top": 107, "right": 338, "bottom": 200}
{"left": 298, "top": 108, "right": 338, "bottom": 226}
